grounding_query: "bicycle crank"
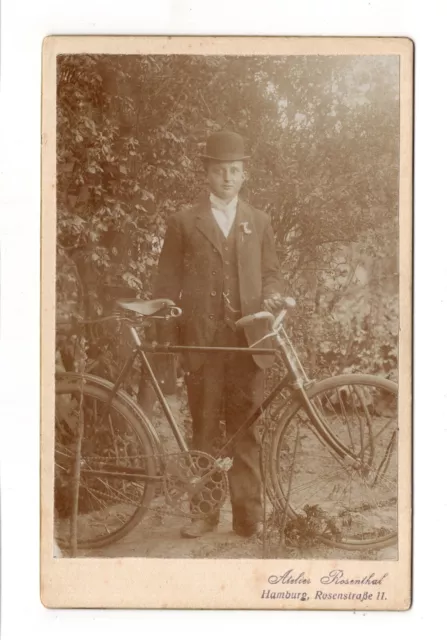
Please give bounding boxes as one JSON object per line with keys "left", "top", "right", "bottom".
{"left": 162, "top": 451, "right": 231, "bottom": 518}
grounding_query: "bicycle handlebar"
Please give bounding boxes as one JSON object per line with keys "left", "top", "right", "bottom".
{"left": 56, "top": 296, "right": 295, "bottom": 337}
{"left": 235, "top": 311, "right": 274, "bottom": 328}
{"left": 235, "top": 297, "right": 296, "bottom": 329}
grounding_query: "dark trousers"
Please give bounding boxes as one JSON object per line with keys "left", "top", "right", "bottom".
{"left": 185, "top": 324, "right": 264, "bottom": 529}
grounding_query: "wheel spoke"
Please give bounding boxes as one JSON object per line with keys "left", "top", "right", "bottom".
{"left": 282, "top": 468, "right": 351, "bottom": 497}
{"left": 270, "top": 376, "right": 398, "bottom": 552}
{"left": 286, "top": 470, "right": 354, "bottom": 505}
{"left": 337, "top": 387, "right": 356, "bottom": 450}
{"left": 55, "top": 377, "right": 157, "bottom": 550}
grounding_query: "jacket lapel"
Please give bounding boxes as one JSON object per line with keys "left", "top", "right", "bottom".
{"left": 235, "top": 200, "right": 259, "bottom": 316}
{"left": 195, "top": 196, "right": 223, "bottom": 255}
{"left": 235, "top": 199, "right": 255, "bottom": 265}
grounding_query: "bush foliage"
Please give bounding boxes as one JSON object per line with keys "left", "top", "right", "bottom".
{"left": 56, "top": 54, "right": 399, "bottom": 381}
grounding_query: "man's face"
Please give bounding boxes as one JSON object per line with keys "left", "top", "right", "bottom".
{"left": 206, "top": 160, "right": 245, "bottom": 202}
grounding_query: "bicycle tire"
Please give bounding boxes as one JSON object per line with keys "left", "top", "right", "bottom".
{"left": 269, "top": 374, "right": 398, "bottom": 552}
{"left": 54, "top": 372, "right": 162, "bottom": 551}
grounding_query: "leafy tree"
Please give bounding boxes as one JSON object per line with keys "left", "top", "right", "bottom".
{"left": 56, "top": 54, "right": 399, "bottom": 381}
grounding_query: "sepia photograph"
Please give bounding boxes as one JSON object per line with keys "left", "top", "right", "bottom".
{"left": 41, "top": 36, "right": 413, "bottom": 609}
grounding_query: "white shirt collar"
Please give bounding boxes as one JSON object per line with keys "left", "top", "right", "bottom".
{"left": 209, "top": 192, "right": 238, "bottom": 214}
{"left": 209, "top": 193, "right": 238, "bottom": 238}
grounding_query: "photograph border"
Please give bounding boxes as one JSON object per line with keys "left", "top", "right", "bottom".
{"left": 40, "top": 35, "right": 413, "bottom": 610}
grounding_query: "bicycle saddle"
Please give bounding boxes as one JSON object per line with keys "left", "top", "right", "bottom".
{"left": 116, "top": 298, "right": 177, "bottom": 316}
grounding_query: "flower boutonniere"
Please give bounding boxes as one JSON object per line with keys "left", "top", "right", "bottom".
{"left": 239, "top": 221, "right": 252, "bottom": 237}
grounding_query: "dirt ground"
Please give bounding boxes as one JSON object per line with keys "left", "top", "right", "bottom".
{"left": 67, "top": 496, "right": 397, "bottom": 561}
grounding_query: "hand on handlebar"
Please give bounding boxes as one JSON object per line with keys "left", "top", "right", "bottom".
{"left": 263, "top": 294, "right": 295, "bottom": 313}
{"left": 235, "top": 296, "right": 296, "bottom": 330}
{"left": 263, "top": 293, "right": 284, "bottom": 313}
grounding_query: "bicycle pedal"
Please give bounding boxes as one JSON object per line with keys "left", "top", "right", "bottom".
{"left": 215, "top": 457, "right": 233, "bottom": 471}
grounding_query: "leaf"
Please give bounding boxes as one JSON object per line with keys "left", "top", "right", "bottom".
{"left": 122, "top": 272, "right": 142, "bottom": 289}
{"left": 141, "top": 190, "right": 155, "bottom": 202}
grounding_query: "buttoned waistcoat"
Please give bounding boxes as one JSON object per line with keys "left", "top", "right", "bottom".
{"left": 153, "top": 193, "right": 284, "bottom": 371}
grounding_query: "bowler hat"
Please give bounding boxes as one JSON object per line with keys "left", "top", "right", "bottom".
{"left": 200, "top": 130, "right": 250, "bottom": 162}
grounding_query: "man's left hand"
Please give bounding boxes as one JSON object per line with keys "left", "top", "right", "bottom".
{"left": 263, "top": 294, "right": 283, "bottom": 313}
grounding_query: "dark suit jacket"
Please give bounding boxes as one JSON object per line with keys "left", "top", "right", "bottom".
{"left": 153, "top": 193, "right": 283, "bottom": 371}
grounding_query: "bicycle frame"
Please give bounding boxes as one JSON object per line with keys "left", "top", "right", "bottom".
{"left": 95, "top": 317, "right": 360, "bottom": 466}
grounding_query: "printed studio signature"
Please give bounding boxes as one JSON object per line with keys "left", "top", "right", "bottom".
{"left": 267, "top": 569, "right": 389, "bottom": 586}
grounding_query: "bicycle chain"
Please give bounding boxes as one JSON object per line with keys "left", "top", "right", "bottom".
{"left": 56, "top": 447, "right": 233, "bottom": 519}
{"left": 58, "top": 479, "right": 230, "bottom": 523}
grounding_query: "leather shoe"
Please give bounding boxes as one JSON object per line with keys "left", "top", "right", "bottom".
{"left": 180, "top": 519, "right": 218, "bottom": 539}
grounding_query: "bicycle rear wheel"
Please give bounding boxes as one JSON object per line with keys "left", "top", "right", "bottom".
{"left": 269, "top": 374, "right": 398, "bottom": 552}
{"left": 54, "top": 373, "right": 161, "bottom": 551}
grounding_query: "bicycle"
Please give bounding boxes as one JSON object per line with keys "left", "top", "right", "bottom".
{"left": 54, "top": 296, "right": 398, "bottom": 555}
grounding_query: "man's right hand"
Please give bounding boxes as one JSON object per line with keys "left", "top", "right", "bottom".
{"left": 263, "top": 293, "right": 284, "bottom": 313}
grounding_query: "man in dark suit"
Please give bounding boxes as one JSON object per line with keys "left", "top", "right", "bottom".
{"left": 153, "top": 131, "right": 284, "bottom": 538}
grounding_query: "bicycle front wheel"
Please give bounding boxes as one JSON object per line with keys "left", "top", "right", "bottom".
{"left": 55, "top": 373, "right": 161, "bottom": 551}
{"left": 269, "top": 374, "right": 398, "bottom": 552}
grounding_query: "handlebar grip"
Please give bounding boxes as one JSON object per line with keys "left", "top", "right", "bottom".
{"left": 235, "top": 314, "right": 257, "bottom": 328}
{"left": 235, "top": 311, "right": 275, "bottom": 328}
